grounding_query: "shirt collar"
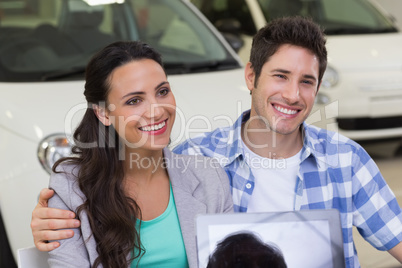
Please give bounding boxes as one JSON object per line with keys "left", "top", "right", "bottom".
{"left": 300, "top": 122, "right": 325, "bottom": 169}
{"left": 220, "top": 110, "right": 250, "bottom": 166}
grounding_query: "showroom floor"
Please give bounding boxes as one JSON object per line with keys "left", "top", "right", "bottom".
{"left": 355, "top": 145, "right": 402, "bottom": 268}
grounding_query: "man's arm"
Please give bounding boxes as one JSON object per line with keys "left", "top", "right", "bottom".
{"left": 388, "top": 241, "right": 402, "bottom": 263}
{"left": 31, "top": 188, "right": 81, "bottom": 251}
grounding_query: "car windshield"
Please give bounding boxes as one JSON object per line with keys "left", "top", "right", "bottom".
{"left": 0, "top": 0, "right": 239, "bottom": 82}
{"left": 257, "top": 0, "right": 397, "bottom": 35}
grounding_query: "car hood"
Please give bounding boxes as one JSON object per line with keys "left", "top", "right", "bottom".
{"left": 0, "top": 68, "right": 250, "bottom": 146}
{"left": 326, "top": 32, "right": 402, "bottom": 71}
{"left": 0, "top": 81, "right": 86, "bottom": 143}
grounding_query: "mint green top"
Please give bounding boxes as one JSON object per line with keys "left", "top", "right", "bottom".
{"left": 131, "top": 185, "right": 189, "bottom": 268}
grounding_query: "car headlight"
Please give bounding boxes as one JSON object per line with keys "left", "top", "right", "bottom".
{"left": 321, "top": 66, "right": 339, "bottom": 88}
{"left": 37, "top": 134, "right": 73, "bottom": 174}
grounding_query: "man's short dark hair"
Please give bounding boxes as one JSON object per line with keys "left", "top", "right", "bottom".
{"left": 249, "top": 16, "right": 327, "bottom": 88}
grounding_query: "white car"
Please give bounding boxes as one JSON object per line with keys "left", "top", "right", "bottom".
{"left": 191, "top": 0, "right": 402, "bottom": 143}
{"left": 0, "top": 0, "right": 251, "bottom": 265}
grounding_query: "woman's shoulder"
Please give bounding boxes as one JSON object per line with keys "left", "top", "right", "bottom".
{"left": 53, "top": 161, "right": 80, "bottom": 174}
{"left": 165, "top": 148, "right": 222, "bottom": 172}
{"left": 166, "top": 149, "right": 233, "bottom": 213}
{"left": 50, "top": 162, "right": 83, "bottom": 200}
{"left": 51, "top": 162, "right": 80, "bottom": 182}
{"left": 165, "top": 148, "right": 228, "bottom": 189}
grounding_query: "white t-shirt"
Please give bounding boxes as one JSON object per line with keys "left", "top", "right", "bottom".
{"left": 242, "top": 140, "right": 301, "bottom": 212}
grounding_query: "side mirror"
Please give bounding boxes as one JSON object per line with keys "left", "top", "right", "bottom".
{"left": 214, "top": 19, "right": 244, "bottom": 52}
{"left": 214, "top": 18, "right": 242, "bottom": 35}
{"left": 221, "top": 32, "right": 244, "bottom": 53}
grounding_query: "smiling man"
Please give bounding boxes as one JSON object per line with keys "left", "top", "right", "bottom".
{"left": 174, "top": 17, "right": 402, "bottom": 267}
{"left": 31, "top": 16, "right": 402, "bottom": 268}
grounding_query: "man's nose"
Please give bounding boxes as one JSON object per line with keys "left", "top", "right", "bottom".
{"left": 282, "top": 81, "right": 300, "bottom": 104}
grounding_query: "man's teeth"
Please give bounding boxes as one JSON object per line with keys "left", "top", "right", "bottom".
{"left": 141, "top": 121, "right": 166, "bottom": 131}
{"left": 274, "top": 105, "right": 297, "bottom": 115}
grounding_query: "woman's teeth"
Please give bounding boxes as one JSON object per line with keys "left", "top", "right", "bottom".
{"left": 141, "top": 121, "right": 166, "bottom": 131}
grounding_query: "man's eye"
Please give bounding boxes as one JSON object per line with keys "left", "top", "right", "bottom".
{"left": 275, "top": 74, "right": 286, "bottom": 79}
{"left": 302, "top": 80, "right": 314, "bottom": 85}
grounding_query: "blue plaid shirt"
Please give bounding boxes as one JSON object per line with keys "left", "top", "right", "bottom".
{"left": 173, "top": 110, "right": 402, "bottom": 268}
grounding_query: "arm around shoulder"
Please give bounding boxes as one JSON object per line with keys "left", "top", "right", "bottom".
{"left": 31, "top": 188, "right": 79, "bottom": 252}
{"left": 47, "top": 166, "right": 91, "bottom": 267}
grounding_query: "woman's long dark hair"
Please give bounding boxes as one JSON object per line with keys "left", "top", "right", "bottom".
{"left": 53, "top": 41, "right": 165, "bottom": 268}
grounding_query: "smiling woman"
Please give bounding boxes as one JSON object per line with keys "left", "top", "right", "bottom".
{"left": 96, "top": 59, "right": 176, "bottom": 151}
{"left": 0, "top": 0, "right": 246, "bottom": 265}
{"left": 29, "top": 41, "right": 233, "bottom": 268}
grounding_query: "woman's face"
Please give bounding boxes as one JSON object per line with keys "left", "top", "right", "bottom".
{"left": 100, "top": 59, "right": 176, "bottom": 152}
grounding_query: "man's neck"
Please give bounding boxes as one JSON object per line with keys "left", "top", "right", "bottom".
{"left": 241, "top": 121, "right": 303, "bottom": 159}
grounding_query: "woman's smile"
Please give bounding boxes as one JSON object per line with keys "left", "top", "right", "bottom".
{"left": 139, "top": 119, "right": 168, "bottom": 134}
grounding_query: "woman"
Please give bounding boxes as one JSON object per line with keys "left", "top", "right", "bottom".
{"left": 44, "top": 41, "right": 233, "bottom": 268}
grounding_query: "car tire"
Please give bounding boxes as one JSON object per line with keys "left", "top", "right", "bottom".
{"left": 0, "top": 212, "right": 17, "bottom": 268}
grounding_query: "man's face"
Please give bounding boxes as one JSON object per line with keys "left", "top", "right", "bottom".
{"left": 245, "top": 44, "right": 320, "bottom": 136}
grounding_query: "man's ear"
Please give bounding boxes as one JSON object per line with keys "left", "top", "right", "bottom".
{"left": 93, "top": 104, "right": 111, "bottom": 126}
{"left": 245, "top": 62, "right": 256, "bottom": 94}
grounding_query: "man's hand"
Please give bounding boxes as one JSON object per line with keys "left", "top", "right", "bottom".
{"left": 31, "top": 188, "right": 81, "bottom": 251}
{"left": 388, "top": 241, "right": 402, "bottom": 263}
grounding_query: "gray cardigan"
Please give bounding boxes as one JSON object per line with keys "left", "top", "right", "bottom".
{"left": 47, "top": 148, "right": 233, "bottom": 268}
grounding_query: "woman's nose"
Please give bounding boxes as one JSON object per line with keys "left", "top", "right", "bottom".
{"left": 145, "top": 100, "right": 164, "bottom": 118}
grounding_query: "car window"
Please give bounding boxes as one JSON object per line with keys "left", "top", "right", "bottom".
{"left": 191, "top": 0, "right": 257, "bottom": 36}
{"left": 0, "top": 0, "right": 239, "bottom": 82}
{"left": 131, "top": 0, "right": 228, "bottom": 62}
{"left": 256, "top": 0, "right": 397, "bottom": 35}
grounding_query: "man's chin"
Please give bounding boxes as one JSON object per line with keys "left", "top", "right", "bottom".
{"left": 270, "top": 125, "right": 302, "bottom": 136}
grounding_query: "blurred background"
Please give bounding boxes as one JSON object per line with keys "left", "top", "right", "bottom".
{"left": 1, "top": 0, "right": 401, "bottom": 267}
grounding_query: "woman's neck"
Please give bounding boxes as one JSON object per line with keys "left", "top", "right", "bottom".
{"left": 123, "top": 147, "right": 165, "bottom": 183}
{"left": 122, "top": 147, "right": 170, "bottom": 221}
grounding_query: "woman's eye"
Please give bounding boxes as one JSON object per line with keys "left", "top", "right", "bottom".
{"left": 127, "top": 98, "right": 140, "bottom": 105}
{"left": 158, "top": 88, "right": 170, "bottom": 96}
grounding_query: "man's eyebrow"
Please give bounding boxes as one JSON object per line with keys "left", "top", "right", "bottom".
{"left": 271, "top": 68, "right": 290, "bottom": 74}
{"left": 302, "top": 74, "right": 317, "bottom": 81}
{"left": 271, "top": 69, "right": 317, "bottom": 81}
{"left": 121, "top": 81, "right": 169, "bottom": 100}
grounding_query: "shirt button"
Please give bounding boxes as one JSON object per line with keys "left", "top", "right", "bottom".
{"left": 246, "top": 183, "right": 252, "bottom": 189}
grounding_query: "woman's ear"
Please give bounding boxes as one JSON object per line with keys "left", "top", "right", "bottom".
{"left": 93, "top": 104, "right": 111, "bottom": 126}
{"left": 245, "top": 62, "right": 256, "bottom": 94}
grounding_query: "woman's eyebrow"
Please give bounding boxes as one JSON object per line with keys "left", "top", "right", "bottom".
{"left": 120, "top": 81, "right": 169, "bottom": 100}
{"left": 121, "top": 91, "right": 145, "bottom": 100}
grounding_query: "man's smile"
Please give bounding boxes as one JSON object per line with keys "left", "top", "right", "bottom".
{"left": 272, "top": 103, "right": 300, "bottom": 116}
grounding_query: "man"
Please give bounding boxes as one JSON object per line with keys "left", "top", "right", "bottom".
{"left": 31, "top": 17, "right": 402, "bottom": 267}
